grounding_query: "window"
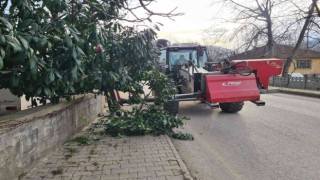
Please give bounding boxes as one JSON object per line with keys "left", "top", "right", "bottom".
{"left": 158, "top": 50, "right": 166, "bottom": 64}
{"left": 168, "top": 49, "right": 197, "bottom": 70}
{"left": 296, "top": 60, "right": 311, "bottom": 69}
{"left": 198, "top": 50, "right": 208, "bottom": 68}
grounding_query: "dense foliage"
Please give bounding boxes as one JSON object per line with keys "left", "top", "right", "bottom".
{"left": 0, "top": 0, "right": 159, "bottom": 105}
{"left": 0, "top": 0, "right": 192, "bottom": 139}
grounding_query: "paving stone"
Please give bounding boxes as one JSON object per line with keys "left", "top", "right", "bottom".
{"left": 103, "top": 163, "right": 120, "bottom": 170}
{"left": 165, "top": 175, "right": 184, "bottom": 180}
{"left": 138, "top": 171, "right": 157, "bottom": 178}
{"left": 80, "top": 175, "right": 101, "bottom": 180}
{"left": 128, "top": 167, "right": 147, "bottom": 173}
{"left": 154, "top": 161, "right": 170, "bottom": 166}
{"left": 147, "top": 177, "right": 166, "bottom": 180}
{"left": 145, "top": 157, "right": 161, "bottom": 162}
{"left": 172, "top": 169, "right": 183, "bottom": 176}
{"left": 146, "top": 166, "right": 163, "bottom": 172}
{"left": 66, "top": 167, "right": 85, "bottom": 172}
{"left": 73, "top": 171, "right": 92, "bottom": 177}
{"left": 120, "top": 162, "right": 138, "bottom": 168}
{"left": 169, "top": 160, "right": 179, "bottom": 166}
{"left": 100, "top": 174, "right": 119, "bottom": 180}
{"left": 119, "top": 172, "right": 138, "bottom": 179}
{"left": 163, "top": 165, "right": 181, "bottom": 171}
{"left": 122, "top": 155, "right": 138, "bottom": 160}
{"left": 155, "top": 170, "right": 174, "bottom": 177}
{"left": 138, "top": 162, "right": 154, "bottom": 168}
{"left": 111, "top": 168, "right": 129, "bottom": 174}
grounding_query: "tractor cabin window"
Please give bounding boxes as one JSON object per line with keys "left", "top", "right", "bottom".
{"left": 296, "top": 60, "right": 311, "bottom": 69}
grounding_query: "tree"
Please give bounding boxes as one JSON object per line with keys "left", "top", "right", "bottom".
{"left": 282, "top": 0, "right": 318, "bottom": 76}
{"left": 0, "top": 0, "right": 179, "bottom": 104}
{"left": 0, "top": 0, "right": 193, "bottom": 138}
{"left": 210, "top": 0, "right": 310, "bottom": 56}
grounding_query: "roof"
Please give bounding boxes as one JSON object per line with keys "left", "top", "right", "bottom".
{"left": 161, "top": 45, "right": 207, "bottom": 51}
{"left": 231, "top": 44, "right": 320, "bottom": 60}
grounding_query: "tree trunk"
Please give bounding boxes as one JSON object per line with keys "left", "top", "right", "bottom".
{"left": 266, "top": 14, "right": 274, "bottom": 58}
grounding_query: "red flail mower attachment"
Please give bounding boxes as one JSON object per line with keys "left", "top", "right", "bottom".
{"left": 205, "top": 59, "right": 283, "bottom": 104}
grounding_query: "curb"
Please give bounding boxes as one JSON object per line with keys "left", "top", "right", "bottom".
{"left": 165, "top": 136, "right": 193, "bottom": 180}
{"left": 278, "top": 89, "right": 320, "bottom": 99}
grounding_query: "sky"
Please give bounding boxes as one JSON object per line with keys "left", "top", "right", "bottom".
{"left": 143, "top": 0, "right": 311, "bottom": 49}
{"left": 146, "top": 0, "right": 231, "bottom": 46}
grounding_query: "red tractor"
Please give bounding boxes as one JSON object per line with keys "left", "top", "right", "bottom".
{"left": 156, "top": 40, "right": 283, "bottom": 114}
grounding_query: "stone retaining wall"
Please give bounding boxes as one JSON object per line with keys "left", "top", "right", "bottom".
{"left": 0, "top": 95, "right": 105, "bottom": 180}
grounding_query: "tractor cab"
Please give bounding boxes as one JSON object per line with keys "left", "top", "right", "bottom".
{"left": 157, "top": 46, "right": 208, "bottom": 74}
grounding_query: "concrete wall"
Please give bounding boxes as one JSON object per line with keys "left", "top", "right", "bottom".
{"left": 269, "top": 76, "right": 320, "bottom": 90}
{"left": 0, "top": 95, "right": 105, "bottom": 180}
{"left": 0, "top": 89, "right": 22, "bottom": 115}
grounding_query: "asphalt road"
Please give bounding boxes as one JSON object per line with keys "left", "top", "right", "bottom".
{"left": 172, "top": 93, "right": 320, "bottom": 180}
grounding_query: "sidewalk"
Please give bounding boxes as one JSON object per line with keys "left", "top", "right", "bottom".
{"left": 20, "top": 131, "right": 192, "bottom": 180}
{"left": 268, "top": 86, "right": 320, "bottom": 98}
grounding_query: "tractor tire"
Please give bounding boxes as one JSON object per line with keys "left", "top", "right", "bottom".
{"left": 219, "top": 102, "right": 244, "bottom": 113}
{"left": 164, "top": 100, "right": 179, "bottom": 115}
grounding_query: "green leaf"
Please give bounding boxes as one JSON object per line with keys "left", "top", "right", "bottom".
{"left": 0, "top": 48, "right": 5, "bottom": 58}
{"left": 11, "top": 75, "right": 19, "bottom": 87}
{"left": 71, "top": 67, "right": 78, "bottom": 79}
{"left": 76, "top": 47, "right": 85, "bottom": 56}
{"left": 113, "top": 24, "right": 117, "bottom": 33}
{"left": 0, "top": 17, "right": 13, "bottom": 31}
{"left": 39, "top": 38, "right": 48, "bottom": 48}
{"left": 0, "top": 34, "right": 5, "bottom": 45}
{"left": 29, "top": 56, "right": 37, "bottom": 75}
{"left": 8, "top": 42, "right": 22, "bottom": 53}
{"left": 72, "top": 47, "right": 77, "bottom": 60}
{"left": 64, "top": 35, "right": 72, "bottom": 48}
{"left": 44, "top": 88, "right": 51, "bottom": 97}
{"left": 18, "top": 36, "right": 29, "bottom": 49}
{"left": 32, "top": 37, "right": 39, "bottom": 43}
{"left": 154, "top": 25, "right": 160, "bottom": 31}
{"left": 0, "top": 56, "right": 3, "bottom": 70}
{"left": 109, "top": 72, "right": 118, "bottom": 81}
{"left": 54, "top": 71, "right": 62, "bottom": 79}
{"left": 49, "top": 35, "right": 61, "bottom": 42}
{"left": 36, "top": 87, "right": 42, "bottom": 95}
{"left": 49, "top": 71, "right": 55, "bottom": 82}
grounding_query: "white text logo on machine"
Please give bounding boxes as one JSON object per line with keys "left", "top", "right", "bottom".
{"left": 222, "top": 81, "right": 242, "bottom": 86}
{"left": 267, "top": 61, "right": 282, "bottom": 69}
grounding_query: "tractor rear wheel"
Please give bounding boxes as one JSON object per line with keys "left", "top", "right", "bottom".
{"left": 164, "top": 100, "right": 179, "bottom": 115}
{"left": 219, "top": 102, "right": 244, "bottom": 113}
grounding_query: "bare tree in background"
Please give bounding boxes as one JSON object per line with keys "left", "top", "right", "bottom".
{"left": 282, "top": 0, "right": 319, "bottom": 76}
{"left": 216, "top": 0, "right": 287, "bottom": 57}
{"left": 210, "top": 0, "right": 308, "bottom": 56}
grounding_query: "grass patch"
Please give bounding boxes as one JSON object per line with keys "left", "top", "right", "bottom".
{"left": 70, "top": 136, "right": 90, "bottom": 145}
{"left": 18, "top": 172, "right": 27, "bottom": 180}
{"left": 65, "top": 147, "right": 79, "bottom": 154}
{"left": 92, "top": 162, "right": 99, "bottom": 167}
{"left": 51, "top": 168, "right": 63, "bottom": 175}
{"left": 64, "top": 154, "right": 72, "bottom": 160}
